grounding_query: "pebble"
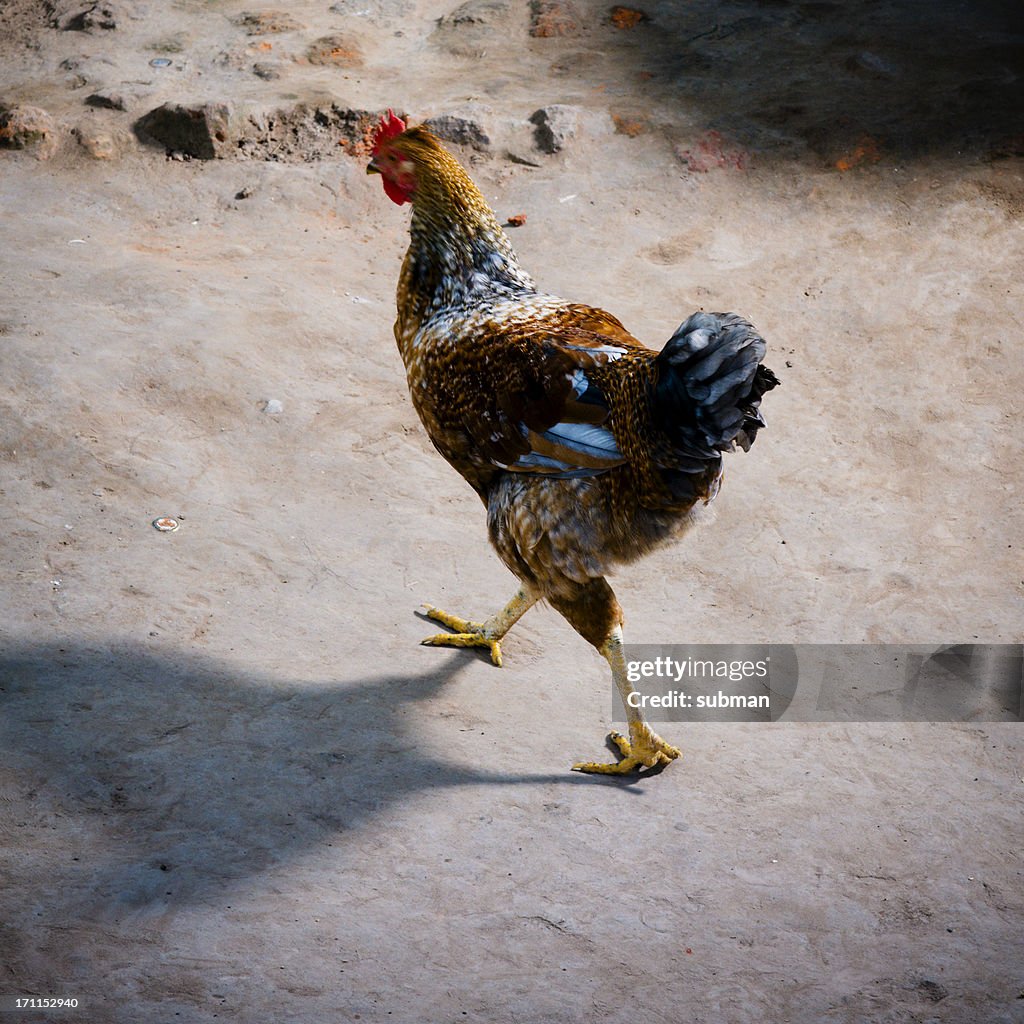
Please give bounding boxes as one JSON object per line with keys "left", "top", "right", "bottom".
{"left": 530, "top": 105, "right": 578, "bottom": 153}
{"left": 59, "top": 54, "right": 116, "bottom": 89}
{"left": 442, "top": 0, "right": 509, "bottom": 25}
{"left": 85, "top": 89, "right": 129, "bottom": 111}
{"left": 431, "top": 0, "right": 511, "bottom": 56}
{"left": 506, "top": 151, "right": 542, "bottom": 167}
{"left": 423, "top": 113, "right": 490, "bottom": 151}
{"left": 231, "top": 11, "right": 304, "bottom": 35}
{"left": 846, "top": 51, "right": 900, "bottom": 77}
{"left": 306, "top": 34, "right": 363, "bottom": 67}
{"left": 134, "top": 102, "right": 234, "bottom": 160}
{"left": 74, "top": 128, "right": 120, "bottom": 160}
{"left": 329, "top": 0, "right": 413, "bottom": 22}
{"left": 49, "top": 0, "right": 132, "bottom": 32}
{"left": 529, "top": 0, "right": 583, "bottom": 37}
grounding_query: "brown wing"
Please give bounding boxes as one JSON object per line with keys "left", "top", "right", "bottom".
{"left": 417, "top": 323, "right": 646, "bottom": 483}
{"left": 503, "top": 329, "right": 627, "bottom": 476}
{"left": 558, "top": 304, "right": 650, "bottom": 350}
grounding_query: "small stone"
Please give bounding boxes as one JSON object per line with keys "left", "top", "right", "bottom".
{"left": 608, "top": 5, "right": 648, "bottom": 29}
{"left": 252, "top": 62, "right": 281, "bottom": 80}
{"left": 0, "top": 105, "right": 59, "bottom": 158}
{"left": 844, "top": 51, "right": 899, "bottom": 77}
{"left": 529, "top": 0, "right": 583, "bottom": 37}
{"left": 49, "top": 0, "right": 132, "bottom": 32}
{"left": 306, "top": 34, "right": 363, "bottom": 66}
{"left": 60, "top": 54, "right": 116, "bottom": 89}
{"left": 263, "top": 399, "right": 283, "bottom": 414}
{"left": 75, "top": 128, "right": 119, "bottom": 159}
{"left": 431, "top": 0, "right": 513, "bottom": 56}
{"left": 85, "top": 89, "right": 128, "bottom": 111}
{"left": 231, "top": 10, "right": 304, "bottom": 34}
{"left": 443, "top": 0, "right": 509, "bottom": 26}
{"left": 146, "top": 34, "right": 187, "bottom": 54}
{"left": 916, "top": 980, "right": 948, "bottom": 1003}
{"left": 423, "top": 113, "right": 490, "bottom": 151}
{"left": 329, "top": 0, "right": 413, "bottom": 22}
{"left": 236, "top": 104, "right": 382, "bottom": 162}
{"left": 676, "top": 130, "right": 750, "bottom": 171}
{"left": 530, "top": 104, "right": 578, "bottom": 153}
{"left": 611, "top": 113, "right": 647, "bottom": 137}
{"left": 134, "top": 102, "right": 234, "bottom": 160}
{"left": 506, "top": 151, "right": 541, "bottom": 167}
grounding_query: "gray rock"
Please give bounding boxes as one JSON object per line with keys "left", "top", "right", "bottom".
{"left": 252, "top": 63, "right": 281, "bottom": 81}
{"left": 845, "top": 50, "right": 900, "bottom": 78}
{"left": 59, "top": 53, "right": 116, "bottom": 89}
{"left": 431, "top": 0, "right": 515, "bottom": 56}
{"left": 442, "top": 0, "right": 509, "bottom": 26}
{"left": 423, "top": 113, "right": 490, "bottom": 151}
{"left": 506, "top": 150, "right": 542, "bottom": 167}
{"left": 530, "top": 104, "right": 578, "bottom": 153}
{"left": 235, "top": 104, "right": 382, "bottom": 163}
{"left": 329, "top": 0, "right": 413, "bottom": 23}
{"left": 230, "top": 10, "right": 304, "bottom": 35}
{"left": 134, "top": 102, "right": 234, "bottom": 160}
{"left": 85, "top": 89, "right": 129, "bottom": 111}
{"left": 48, "top": 0, "right": 134, "bottom": 31}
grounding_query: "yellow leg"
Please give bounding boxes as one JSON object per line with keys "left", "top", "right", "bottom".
{"left": 572, "top": 625, "right": 682, "bottom": 774}
{"left": 421, "top": 586, "right": 538, "bottom": 668}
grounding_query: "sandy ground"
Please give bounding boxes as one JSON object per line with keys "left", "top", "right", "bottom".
{"left": 2, "top": 0, "right": 1023, "bottom": 1021}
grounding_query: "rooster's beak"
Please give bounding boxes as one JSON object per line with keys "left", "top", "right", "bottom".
{"left": 366, "top": 158, "right": 381, "bottom": 175}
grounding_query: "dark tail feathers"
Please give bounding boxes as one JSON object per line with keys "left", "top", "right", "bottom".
{"left": 654, "top": 312, "right": 780, "bottom": 468}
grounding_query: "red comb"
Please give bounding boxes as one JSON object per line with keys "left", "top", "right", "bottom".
{"left": 373, "top": 108, "right": 406, "bottom": 153}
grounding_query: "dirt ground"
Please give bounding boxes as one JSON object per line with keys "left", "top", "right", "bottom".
{"left": 2, "top": 0, "right": 1023, "bottom": 1021}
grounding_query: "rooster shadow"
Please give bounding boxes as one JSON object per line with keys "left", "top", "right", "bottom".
{"left": 0, "top": 640, "right": 646, "bottom": 915}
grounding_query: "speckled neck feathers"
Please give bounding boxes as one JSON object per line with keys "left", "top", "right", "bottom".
{"left": 395, "top": 129, "right": 535, "bottom": 341}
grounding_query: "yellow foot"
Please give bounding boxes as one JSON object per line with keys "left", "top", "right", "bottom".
{"left": 572, "top": 729, "right": 681, "bottom": 775}
{"left": 420, "top": 604, "right": 503, "bottom": 667}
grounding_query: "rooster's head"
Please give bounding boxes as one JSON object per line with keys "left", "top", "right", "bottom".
{"left": 367, "top": 109, "right": 416, "bottom": 206}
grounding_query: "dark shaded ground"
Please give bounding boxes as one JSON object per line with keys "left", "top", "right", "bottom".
{"left": 0, "top": 642, "right": 611, "bottom": 915}
{"left": 602, "top": 0, "right": 1024, "bottom": 161}
{"left": 2, "top": 642, "right": 1021, "bottom": 1024}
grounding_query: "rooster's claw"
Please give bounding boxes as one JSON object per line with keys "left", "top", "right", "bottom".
{"left": 420, "top": 604, "right": 503, "bottom": 667}
{"left": 572, "top": 727, "right": 681, "bottom": 775}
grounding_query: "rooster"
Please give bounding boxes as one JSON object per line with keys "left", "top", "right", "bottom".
{"left": 367, "top": 110, "right": 778, "bottom": 774}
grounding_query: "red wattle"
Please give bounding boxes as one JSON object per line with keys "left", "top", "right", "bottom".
{"left": 383, "top": 177, "right": 410, "bottom": 206}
